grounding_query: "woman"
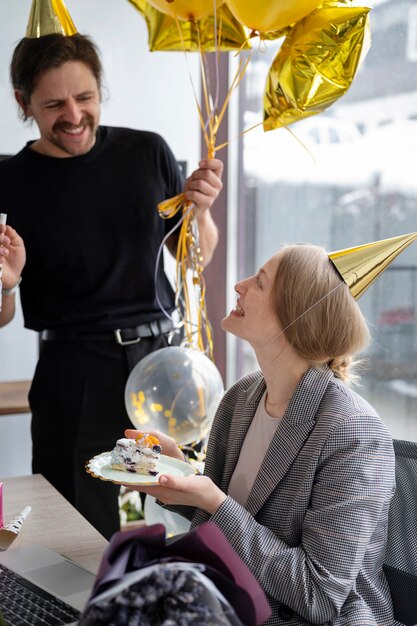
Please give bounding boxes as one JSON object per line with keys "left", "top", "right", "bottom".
{"left": 126, "top": 243, "right": 395, "bottom": 626}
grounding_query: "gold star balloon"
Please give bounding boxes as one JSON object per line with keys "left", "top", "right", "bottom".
{"left": 26, "top": 0, "right": 77, "bottom": 38}
{"left": 263, "top": 4, "right": 371, "bottom": 130}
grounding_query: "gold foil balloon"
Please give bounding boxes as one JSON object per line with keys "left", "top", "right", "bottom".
{"left": 322, "top": 0, "right": 353, "bottom": 6}
{"left": 329, "top": 233, "right": 417, "bottom": 301}
{"left": 263, "top": 5, "right": 371, "bottom": 131}
{"left": 26, "top": 0, "right": 77, "bottom": 38}
{"left": 126, "top": 0, "right": 249, "bottom": 355}
{"left": 128, "top": 0, "right": 249, "bottom": 51}
{"left": 225, "top": 0, "right": 323, "bottom": 34}
{"left": 147, "top": 0, "right": 223, "bottom": 22}
{"left": 125, "top": 346, "right": 224, "bottom": 445}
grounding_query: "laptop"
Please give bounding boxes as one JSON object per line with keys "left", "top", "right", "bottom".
{"left": 0, "top": 544, "right": 96, "bottom": 625}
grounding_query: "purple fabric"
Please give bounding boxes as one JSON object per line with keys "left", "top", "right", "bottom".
{"left": 91, "top": 522, "right": 271, "bottom": 626}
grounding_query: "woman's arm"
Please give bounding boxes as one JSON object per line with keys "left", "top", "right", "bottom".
{"left": 135, "top": 411, "right": 394, "bottom": 624}
{"left": 206, "top": 415, "right": 395, "bottom": 624}
{"left": 124, "top": 428, "right": 226, "bottom": 522}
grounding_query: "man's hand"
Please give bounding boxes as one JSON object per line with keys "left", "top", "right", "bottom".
{"left": 184, "top": 158, "right": 223, "bottom": 214}
{"left": 0, "top": 224, "right": 26, "bottom": 289}
{"left": 176, "top": 158, "right": 223, "bottom": 267}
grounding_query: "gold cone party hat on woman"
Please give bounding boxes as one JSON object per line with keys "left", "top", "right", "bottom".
{"left": 26, "top": 0, "right": 77, "bottom": 38}
{"left": 329, "top": 232, "right": 417, "bottom": 300}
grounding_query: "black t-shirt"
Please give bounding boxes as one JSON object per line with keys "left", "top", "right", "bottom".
{"left": 0, "top": 126, "right": 184, "bottom": 331}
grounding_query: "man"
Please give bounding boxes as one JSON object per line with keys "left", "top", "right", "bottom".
{"left": 0, "top": 29, "right": 222, "bottom": 539}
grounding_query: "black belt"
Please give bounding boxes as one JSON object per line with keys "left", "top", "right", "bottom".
{"left": 41, "top": 318, "right": 179, "bottom": 345}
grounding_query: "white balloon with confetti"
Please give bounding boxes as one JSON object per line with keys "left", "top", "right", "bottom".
{"left": 125, "top": 346, "right": 224, "bottom": 446}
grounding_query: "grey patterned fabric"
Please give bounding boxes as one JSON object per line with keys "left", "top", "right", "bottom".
{"left": 191, "top": 366, "right": 396, "bottom": 626}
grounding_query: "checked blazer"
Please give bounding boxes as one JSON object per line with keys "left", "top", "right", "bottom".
{"left": 191, "top": 366, "right": 396, "bottom": 626}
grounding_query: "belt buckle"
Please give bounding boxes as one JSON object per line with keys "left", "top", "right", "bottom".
{"left": 114, "top": 329, "right": 141, "bottom": 346}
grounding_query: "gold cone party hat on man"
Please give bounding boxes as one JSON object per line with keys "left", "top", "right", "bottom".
{"left": 329, "top": 232, "right": 417, "bottom": 300}
{"left": 26, "top": 0, "right": 77, "bottom": 38}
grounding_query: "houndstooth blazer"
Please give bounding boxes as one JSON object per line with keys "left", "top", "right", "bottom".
{"left": 190, "top": 366, "right": 396, "bottom": 626}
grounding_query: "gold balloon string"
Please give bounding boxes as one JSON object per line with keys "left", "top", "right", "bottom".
{"left": 203, "top": 3, "right": 221, "bottom": 126}
{"left": 173, "top": 202, "right": 214, "bottom": 355}
{"left": 258, "top": 38, "right": 268, "bottom": 53}
{"left": 247, "top": 28, "right": 286, "bottom": 43}
{"left": 156, "top": 19, "right": 214, "bottom": 356}
{"left": 179, "top": 45, "right": 252, "bottom": 156}
{"left": 198, "top": 52, "right": 216, "bottom": 154}
{"left": 157, "top": 191, "right": 214, "bottom": 356}
{"left": 212, "top": 119, "right": 261, "bottom": 152}
{"left": 157, "top": 9, "right": 252, "bottom": 357}
{"left": 212, "top": 51, "right": 252, "bottom": 152}
{"left": 166, "top": 15, "right": 251, "bottom": 155}
{"left": 216, "top": 121, "right": 315, "bottom": 160}
{"left": 283, "top": 125, "right": 316, "bottom": 163}
{"left": 229, "top": 30, "right": 257, "bottom": 60}
{"left": 196, "top": 20, "right": 222, "bottom": 157}
{"left": 194, "top": 39, "right": 253, "bottom": 154}
{"left": 153, "top": 18, "right": 214, "bottom": 356}
{"left": 154, "top": 203, "right": 190, "bottom": 321}
{"left": 171, "top": 14, "right": 217, "bottom": 155}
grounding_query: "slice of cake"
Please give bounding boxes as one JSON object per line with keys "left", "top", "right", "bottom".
{"left": 110, "top": 434, "right": 162, "bottom": 476}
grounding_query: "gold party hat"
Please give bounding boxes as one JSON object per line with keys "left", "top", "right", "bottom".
{"left": 329, "top": 232, "right": 417, "bottom": 300}
{"left": 26, "top": 0, "right": 77, "bottom": 38}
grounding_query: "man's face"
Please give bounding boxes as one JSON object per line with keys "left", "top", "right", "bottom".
{"left": 20, "top": 60, "right": 101, "bottom": 158}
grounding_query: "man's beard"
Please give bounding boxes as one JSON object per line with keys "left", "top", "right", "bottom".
{"left": 48, "top": 114, "right": 98, "bottom": 156}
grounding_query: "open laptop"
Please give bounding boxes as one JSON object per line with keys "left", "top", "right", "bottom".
{"left": 0, "top": 544, "right": 96, "bottom": 625}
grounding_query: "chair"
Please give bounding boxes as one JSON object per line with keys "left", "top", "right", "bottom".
{"left": 383, "top": 439, "right": 417, "bottom": 626}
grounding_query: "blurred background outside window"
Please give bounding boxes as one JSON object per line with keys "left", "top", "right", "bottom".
{"left": 230, "top": 0, "right": 417, "bottom": 441}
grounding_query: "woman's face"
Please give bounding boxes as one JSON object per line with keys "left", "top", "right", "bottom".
{"left": 221, "top": 252, "right": 282, "bottom": 347}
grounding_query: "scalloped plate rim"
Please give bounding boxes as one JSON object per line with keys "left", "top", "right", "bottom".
{"left": 86, "top": 451, "right": 196, "bottom": 486}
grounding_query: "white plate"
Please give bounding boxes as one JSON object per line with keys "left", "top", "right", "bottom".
{"left": 86, "top": 452, "right": 196, "bottom": 486}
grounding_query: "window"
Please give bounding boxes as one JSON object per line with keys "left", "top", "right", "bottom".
{"left": 230, "top": 0, "right": 417, "bottom": 441}
{"left": 407, "top": 3, "right": 417, "bottom": 62}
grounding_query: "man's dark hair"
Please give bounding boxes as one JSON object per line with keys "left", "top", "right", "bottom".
{"left": 11, "top": 33, "right": 102, "bottom": 112}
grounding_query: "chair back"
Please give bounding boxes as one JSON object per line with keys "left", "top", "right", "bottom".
{"left": 383, "top": 439, "right": 417, "bottom": 626}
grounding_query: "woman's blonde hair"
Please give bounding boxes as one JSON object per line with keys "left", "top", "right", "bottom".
{"left": 271, "top": 244, "right": 370, "bottom": 382}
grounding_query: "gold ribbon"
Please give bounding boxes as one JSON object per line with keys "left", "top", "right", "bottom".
{"left": 157, "top": 16, "right": 250, "bottom": 358}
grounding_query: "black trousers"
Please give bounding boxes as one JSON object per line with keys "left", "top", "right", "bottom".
{"left": 29, "top": 333, "right": 179, "bottom": 540}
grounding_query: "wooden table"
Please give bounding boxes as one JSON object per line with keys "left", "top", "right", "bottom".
{"left": 0, "top": 380, "right": 31, "bottom": 415}
{"left": 0, "top": 474, "right": 108, "bottom": 573}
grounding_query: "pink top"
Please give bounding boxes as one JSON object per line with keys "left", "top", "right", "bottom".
{"left": 228, "top": 391, "right": 283, "bottom": 507}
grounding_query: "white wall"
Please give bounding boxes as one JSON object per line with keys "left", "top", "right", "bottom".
{"left": 0, "top": 0, "right": 200, "bottom": 476}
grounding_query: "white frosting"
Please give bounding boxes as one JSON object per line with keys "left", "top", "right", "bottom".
{"left": 110, "top": 437, "right": 161, "bottom": 475}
